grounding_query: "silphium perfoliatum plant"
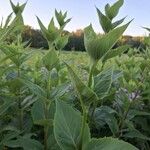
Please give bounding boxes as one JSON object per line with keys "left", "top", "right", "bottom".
{"left": 84, "top": 22, "right": 130, "bottom": 62}
{"left": 10, "top": 0, "right": 26, "bottom": 26}
{"left": 96, "top": 0, "right": 126, "bottom": 33}
{"left": 0, "top": 13, "right": 21, "bottom": 43}
{"left": 84, "top": 0, "right": 132, "bottom": 87}
{"left": 143, "top": 27, "right": 150, "bottom": 47}
{"left": 55, "top": 9, "right": 71, "bottom": 29}
{"left": 37, "top": 10, "right": 71, "bottom": 50}
{"left": 10, "top": 0, "right": 27, "bottom": 42}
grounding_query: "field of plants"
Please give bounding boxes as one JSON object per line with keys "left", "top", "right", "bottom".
{"left": 0, "top": 0, "right": 150, "bottom": 149}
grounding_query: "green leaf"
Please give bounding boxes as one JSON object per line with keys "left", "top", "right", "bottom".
{"left": 31, "top": 99, "right": 54, "bottom": 126}
{"left": 94, "top": 67, "right": 113, "bottom": 99}
{"left": 10, "top": 0, "right": 27, "bottom": 15}
{"left": 105, "top": 0, "right": 124, "bottom": 20}
{"left": 84, "top": 137, "right": 138, "bottom": 150}
{"left": 21, "top": 79, "right": 47, "bottom": 101}
{"left": 112, "top": 17, "right": 126, "bottom": 28}
{"left": 55, "top": 35, "right": 69, "bottom": 50}
{"left": 143, "top": 27, "right": 150, "bottom": 32}
{"left": 37, "top": 17, "right": 60, "bottom": 46}
{"left": 84, "top": 21, "right": 131, "bottom": 61}
{"left": 0, "top": 98, "right": 14, "bottom": 116}
{"left": 54, "top": 99, "right": 90, "bottom": 150}
{"left": 96, "top": 7, "right": 112, "bottom": 33}
{"left": 42, "top": 49, "right": 59, "bottom": 71}
{"left": 0, "top": 14, "right": 22, "bottom": 42}
{"left": 4, "top": 134, "right": 43, "bottom": 150}
{"left": 123, "top": 130, "right": 150, "bottom": 141}
{"left": 127, "top": 109, "right": 150, "bottom": 120}
{"left": 102, "top": 45, "right": 129, "bottom": 63}
{"left": 55, "top": 9, "right": 71, "bottom": 28}
{"left": 66, "top": 63, "right": 98, "bottom": 106}
{"left": 94, "top": 106, "right": 118, "bottom": 135}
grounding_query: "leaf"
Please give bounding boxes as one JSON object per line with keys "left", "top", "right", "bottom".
{"left": 10, "top": 0, "right": 27, "bottom": 14}
{"left": 105, "top": 0, "right": 124, "bottom": 20}
{"left": 112, "top": 17, "right": 126, "bottom": 28}
{"left": 21, "top": 79, "right": 47, "bottom": 101}
{"left": 123, "top": 130, "right": 150, "bottom": 141}
{"left": 55, "top": 35, "right": 69, "bottom": 50}
{"left": 37, "top": 17, "right": 60, "bottom": 45}
{"left": 102, "top": 45, "right": 129, "bottom": 63}
{"left": 54, "top": 99, "right": 90, "bottom": 150}
{"left": 66, "top": 63, "right": 98, "bottom": 106}
{"left": 4, "top": 134, "right": 43, "bottom": 150}
{"left": 143, "top": 27, "right": 150, "bottom": 32}
{"left": 42, "top": 49, "right": 59, "bottom": 71}
{"left": 31, "top": 99, "right": 53, "bottom": 126}
{"left": 127, "top": 109, "right": 150, "bottom": 120}
{"left": 94, "top": 67, "right": 113, "bottom": 99}
{"left": 55, "top": 9, "right": 71, "bottom": 28}
{"left": 0, "top": 98, "right": 15, "bottom": 116}
{"left": 84, "top": 138, "right": 138, "bottom": 150}
{"left": 94, "top": 106, "right": 118, "bottom": 135}
{"left": 96, "top": 7, "right": 112, "bottom": 33}
{"left": 0, "top": 131, "right": 20, "bottom": 146}
{"left": 84, "top": 21, "right": 131, "bottom": 61}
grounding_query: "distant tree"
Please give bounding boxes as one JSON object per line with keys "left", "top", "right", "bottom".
{"left": 22, "top": 25, "right": 48, "bottom": 49}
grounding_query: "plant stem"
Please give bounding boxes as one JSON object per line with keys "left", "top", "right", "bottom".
{"left": 17, "top": 66, "right": 23, "bottom": 131}
{"left": 88, "top": 60, "right": 98, "bottom": 87}
{"left": 44, "top": 125, "right": 49, "bottom": 150}
{"left": 118, "top": 90, "right": 140, "bottom": 137}
{"left": 44, "top": 71, "right": 51, "bottom": 150}
{"left": 78, "top": 106, "right": 87, "bottom": 150}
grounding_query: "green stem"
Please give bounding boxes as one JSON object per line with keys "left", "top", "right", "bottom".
{"left": 88, "top": 60, "right": 98, "bottom": 87}
{"left": 44, "top": 71, "right": 51, "bottom": 150}
{"left": 78, "top": 106, "right": 87, "bottom": 150}
{"left": 17, "top": 66, "right": 23, "bottom": 131}
{"left": 118, "top": 90, "right": 140, "bottom": 137}
{"left": 18, "top": 96, "right": 23, "bottom": 131}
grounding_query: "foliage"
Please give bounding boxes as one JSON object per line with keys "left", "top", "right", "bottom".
{"left": 0, "top": 0, "right": 150, "bottom": 150}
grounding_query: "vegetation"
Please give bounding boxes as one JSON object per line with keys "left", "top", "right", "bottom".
{"left": 0, "top": 0, "right": 150, "bottom": 150}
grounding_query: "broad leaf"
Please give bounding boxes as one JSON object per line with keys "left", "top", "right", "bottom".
{"left": 105, "top": 0, "right": 124, "bottom": 20}
{"left": 96, "top": 7, "right": 112, "bottom": 33}
{"left": 42, "top": 49, "right": 59, "bottom": 71}
{"left": 54, "top": 99, "right": 90, "bottom": 150}
{"left": 94, "top": 106, "right": 118, "bottom": 135}
{"left": 84, "top": 21, "right": 131, "bottom": 61}
{"left": 4, "top": 134, "right": 43, "bottom": 150}
{"left": 66, "top": 63, "right": 98, "bottom": 106}
{"left": 84, "top": 137, "right": 138, "bottom": 150}
{"left": 94, "top": 67, "right": 113, "bottom": 99}
{"left": 102, "top": 45, "right": 129, "bottom": 63}
{"left": 31, "top": 99, "right": 54, "bottom": 126}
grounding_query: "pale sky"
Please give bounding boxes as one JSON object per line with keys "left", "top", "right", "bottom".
{"left": 0, "top": 0, "right": 150, "bottom": 36}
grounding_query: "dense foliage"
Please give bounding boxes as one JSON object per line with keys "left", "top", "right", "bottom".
{"left": 0, "top": 0, "right": 150, "bottom": 150}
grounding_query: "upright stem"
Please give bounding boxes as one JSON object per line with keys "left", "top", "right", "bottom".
{"left": 88, "top": 60, "right": 98, "bottom": 87}
{"left": 44, "top": 71, "right": 51, "bottom": 150}
{"left": 44, "top": 108, "right": 49, "bottom": 150}
{"left": 17, "top": 66, "right": 23, "bottom": 131}
{"left": 77, "top": 90, "right": 88, "bottom": 150}
{"left": 118, "top": 90, "right": 140, "bottom": 137}
{"left": 78, "top": 106, "right": 87, "bottom": 150}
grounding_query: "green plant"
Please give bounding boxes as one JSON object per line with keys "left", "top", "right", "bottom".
{"left": 0, "top": 0, "right": 150, "bottom": 150}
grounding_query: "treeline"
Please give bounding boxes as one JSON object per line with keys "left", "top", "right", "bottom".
{"left": 22, "top": 25, "right": 146, "bottom": 51}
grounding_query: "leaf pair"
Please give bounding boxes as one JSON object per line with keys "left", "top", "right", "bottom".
{"left": 96, "top": 0, "right": 125, "bottom": 33}
{"left": 54, "top": 100, "right": 138, "bottom": 150}
{"left": 84, "top": 22, "right": 130, "bottom": 61}
{"left": 37, "top": 10, "right": 71, "bottom": 49}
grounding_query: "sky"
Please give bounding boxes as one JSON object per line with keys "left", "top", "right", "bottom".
{"left": 0, "top": 0, "right": 150, "bottom": 36}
